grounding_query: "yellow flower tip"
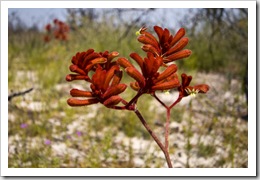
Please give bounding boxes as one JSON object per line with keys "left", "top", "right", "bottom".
{"left": 185, "top": 88, "right": 200, "bottom": 97}
{"left": 163, "top": 90, "right": 170, "bottom": 95}
{"left": 136, "top": 30, "right": 141, "bottom": 36}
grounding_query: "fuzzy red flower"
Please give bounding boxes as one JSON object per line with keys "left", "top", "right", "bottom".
{"left": 67, "top": 65, "right": 127, "bottom": 108}
{"left": 137, "top": 26, "right": 192, "bottom": 64}
{"left": 53, "top": 20, "right": 70, "bottom": 41}
{"left": 178, "top": 73, "right": 209, "bottom": 97}
{"left": 66, "top": 49, "right": 120, "bottom": 82}
{"left": 44, "top": 19, "right": 70, "bottom": 42}
{"left": 45, "top": 24, "right": 51, "bottom": 32}
{"left": 117, "top": 52, "right": 180, "bottom": 93}
{"left": 43, "top": 35, "right": 51, "bottom": 42}
{"left": 66, "top": 50, "right": 125, "bottom": 108}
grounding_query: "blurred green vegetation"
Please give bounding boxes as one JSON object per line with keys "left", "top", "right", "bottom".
{"left": 8, "top": 8, "right": 248, "bottom": 168}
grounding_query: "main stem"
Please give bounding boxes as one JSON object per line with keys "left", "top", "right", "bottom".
{"left": 134, "top": 109, "right": 173, "bottom": 168}
{"left": 165, "top": 109, "right": 171, "bottom": 152}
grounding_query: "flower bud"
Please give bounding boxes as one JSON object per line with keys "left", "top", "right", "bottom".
{"left": 130, "top": 82, "right": 140, "bottom": 91}
{"left": 151, "top": 78, "right": 180, "bottom": 91}
{"left": 66, "top": 74, "right": 90, "bottom": 81}
{"left": 164, "top": 49, "right": 192, "bottom": 63}
{"left": 154, "top": 64, "right": 177, "bottom": 83}
{"left": 164, "top": 37, "right": 189, "bottom": 56}
{"left": 130, "top": 53, "right": 144, "bottom": 71}
{"left": 108, "top": 51, "right": 119, "bottom": 61}
{"left": 117, "top": 57, "right": 134, "bottom": 68}
{"left": 125, "top": 67, "right": 146, "bottom": 88}
{"left": 67, "top": 98, "right": 99, "bottom": 106}
{"left": 103, "top": 95, "right": 122, "bottom": 107}
{"left": 169, "top": 28, "right": 186, "bottom": 47}
{"left": 102, "top": 84, "right": 127, "bottom": 100}
{"left": 69, "top": 65, "right": 86, "bottom": 75}
{"left": 70, "top": 89, "right": 93, "bottom": 97}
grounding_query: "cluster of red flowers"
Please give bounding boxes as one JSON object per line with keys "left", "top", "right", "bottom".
{"left": 66, "top": 50, "right": 127, "bottom": 108}
{"left": 44, "top": 19, "right": 69, "bottom": 42}
{"left": 66, "top": 25, "right": 209, "bottom": 109}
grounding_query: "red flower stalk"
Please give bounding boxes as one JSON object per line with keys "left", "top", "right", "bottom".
{"left": 65, "top": 25, "right": 210, "bottom": 168}
{"left": 53, "top": 19, "right": 70, "bottom": 41}
{"left": 137, "top": 26, "right": 192, "bottom": 64}
{"left": 45, "top": 24, "right": 51, "bottom": 32}
{"left": 44, "top": 19, "right": 70, "bottom": 42}
{"left": 43, "top": 35, "right": 51, "bottom": 42}
{"left": 117, "top": 52, "right": 180, "bottom": 94}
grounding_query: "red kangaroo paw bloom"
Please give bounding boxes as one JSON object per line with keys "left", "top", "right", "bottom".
{"left": 108, "top": 51, "right": 120, "bottom": 62}
{"left": 192, "top": 84, "right": 210, "bottom": 93}
{"left": 118, "top": 52, "right": 180, "bottom": 93}
{"left": 129, "top": 53, "right": 144, "bottom": 71}
{"left": 169, "top": 27, "right": 186, "bottom": 47}
{"left": 103, "top": 65, "right": 120, "bottom": 90}
{"left": 45, "top": 24, "right": 51, "bottom": 32}
{"left": 67, "top": 98, "right": 99, "bottom": 106}
{"left": 45, "top": 19, "right": 69, "bottom": 42}
{"left": 130, "top": 81, "right": 140, "bottom": 91}
{"left": 66, "top": 74, "right": 90, "bottom": 81}
{"left": 70, "top": 89, "right": 93, "bottom": 97}
{"left": 117, "top": 57, "right": 134, "bottom": 68}
{"left": 154, "top": 64, "right": 178, "bottom": 83}
{"left": 137, "top": 26, "right": 191, "bottom": 64}
{"left": 125, "top": 67, "right": 146, "bottom": 88}
{"left": 178, "top": 73, "right": 209, "bottom": 97}
{"left": 103, "top": 95, "right": 122, "bottom": 107}
{"left": 102, "top": 84, "right": 127, "bottom": 100}
{"left": 69, "top": 65, "right": 87, "bottom": 75}
{"left": 110, "top": 70, "right": 123, "bottom": 86}
{"left": 67, "top": 53, "right": 128, "bottom": 108}
{"left": 164, "top": 49, "right": 192, "bottom": 63}
{"left": 151, "top": 78, "right": 180, "bottom": 91}
{"left": 67, "top": 49, "right": 120, "bottom": 84}
{"left": 164, "top": 37, "right": 189, "bottom": 56}
{"left": 43, "top": 35, "right": 51, "bottom": 42}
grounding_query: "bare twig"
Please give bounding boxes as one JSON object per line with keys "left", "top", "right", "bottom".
{"left": 8, "top": 88, "right": 33, "bottom": 101}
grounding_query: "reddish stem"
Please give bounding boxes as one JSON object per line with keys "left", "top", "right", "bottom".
{"left": 134, "top": 109, "right": 173, "bottom": 168}
{"left": 125, "top": 90, "right": 143, "bottom": 109}
{"left": 111, "top": 92, "right": 178, "bottom": 167}
{"left": 165, "top": 108, "right": 171, "bottom": 150}
{"left": 134, "top": 109, "right": 165, "bottom": 151}
{"left": 152, "top": 93, "right": 168, "bottom": 109}
{"left": 169, "top": 94, "right": 183, "bottom": 109}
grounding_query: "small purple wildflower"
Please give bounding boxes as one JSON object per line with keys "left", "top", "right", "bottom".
{"left": 44, "top": 139, "right": 51, "bottom": 145}
{"left": 76, "top": 131, "right": 82, "bottom": 137}
{"left": 20, "top": 123, "right": 28, "bottom": 129}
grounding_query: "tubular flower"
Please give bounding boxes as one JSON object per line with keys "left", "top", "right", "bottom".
{"left": 45, "top": 24, "right": 51, "bottom": 32}
{"left": 53, "top": 19, "right": 70, "bottom": 41}
{"left": 43, "top": 19, "right": 70, "bottom": 42}
{"left": 43, "top": 35, "right": 51, "bottom": 42}
{"left": 137, "top": 26, "right": 192, "bottom": 64}
{"left": 66, "top": 49, "right": 120, "bottom": 82}
{"left": 118, "top": 52, "right": 180, "bottom": 93}
{"left": 67, "top": 65, "right": 127, "bottom": 108}
{"left": 178, "top": 73, "right": 210, "bottom": 97}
